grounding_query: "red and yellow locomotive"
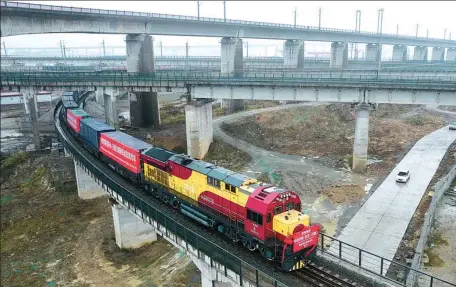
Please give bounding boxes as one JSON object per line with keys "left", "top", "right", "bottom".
{"left": 62, "top": 99, "right": 321, "bottom": 272}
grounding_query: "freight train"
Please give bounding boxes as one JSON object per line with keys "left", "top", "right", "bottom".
{"left": 60, "top": 98, "right": 321, "bottom": 272}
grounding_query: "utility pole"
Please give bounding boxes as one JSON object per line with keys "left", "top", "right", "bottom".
{"left": 246, "top": 41, "right": 249, "bottom": 57}
{"left": 185, "top": 41, "right": 189, "bottom": 70}
{"left": 426, "top": 29, "right": 429, "bottom": 38}
{"left": 396, "top": 24, "right": 399, "bottom": 35}
{"left": 223, "top": 0, "right": 226, "bottom": 22}
{"left": 160, "top": 41, "right": 163, "bottom": 57}
{"left": 293, "top": 6, "right": 297, "bottom": 27}
{"left": 416, "top": 24, "right": 419, "bottom": 37}
{"left": 376, "top": 8, "right": 384, "bottom": 34}
{"left": 354, "top": 10, "right": 361, "bottom": 59}
{"left": 318, "top": 6, "right": 322, "bottom": 29}
{"left": 444, "top": 28, "right": 446, "bottom": 39}
{"left": 196, "top": 1, "right": 199, "bottom": 20}
{"left": 2, "top": 41, "right": 7, "bottom": 56}
{"left": 102, "top": 39, "right": 106, "bottom": 56}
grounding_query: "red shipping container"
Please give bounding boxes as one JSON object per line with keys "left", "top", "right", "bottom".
{"left": 66, "top": 108, "right": 89, "bottom": 133}
{"left": 99, "top": 131, "right": 152, "bottom": 174}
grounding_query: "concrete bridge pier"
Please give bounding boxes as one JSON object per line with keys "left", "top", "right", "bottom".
{"left": 95, "top": 88, "right": 104, "bottom": 106}
{"left": 392, "top": 45, "right": 408, "bottom": 61}
{"left": 330, "top": 41, "right": 348, "bottom": 69}
{"left": 221, "top": 37, "right": 245, "bottom": 112}
{"left": 185, "top": 100, "right": 213, "bottom": 159}
{"left": 129, "top": 91, "right": 161, "bottom": 127}
{"left": 413, "top": 46, "right": 428, "bottom": 61}
{"left": 283, "top": 39, "right": 305, "bottom": 69}
{"left": 110, "top": 201, "right": 157, "bottom": 249}
{"left": 447, "top": 48, "right": 456, "bottom": 62}
{"left": 126, "top": 34, "right": 155, "bottom": 73}
{"left": 352, "top": 103, "right": 371, "bottom": 173}
{"left": 21, "top": 86, "right": 41, "bottom": 148}
{"left": 73, "top": 160, "right": 106, "bottom": 200}
{"left": 431, "top": 47, "right": 445, "bottom": 62}
{"left": 125, "top": 34, "right": 160, "bottom": 127}
{"left": 103, "top": 91, "right": 120, "bottom": 130}
{"left": 365, "top": 43, "right": 382, "bottom": 62}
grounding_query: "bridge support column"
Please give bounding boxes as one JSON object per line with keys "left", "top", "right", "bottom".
{"left": 21, "top": 87, "right": 41, "bottom": 148}
{"left": 227, "top": 99, "right": 245, "bottom": 113}
{"left": 185, "top": 101, "right": 213, "bottom": 159}
{"left": 283, "top": 40, "right": 304, "bottom": 69}
{"left": 130, "top": 92, "right": 160, "bottom": 127}
{"left": 103, "top": 93, "right": 119, "bottom": 130}
{"left": 221, "top": 37, "right": 244, "bottom": 114}
{"left": 446, "top": 48, "right": 456, "bottom": 62}
{"left": 221, "top": 37, "right": 243, "bottom": 76}
{"left": 365, "top": 43, "right": 382, "bottom": 62}
{"left": 73, "top": 160, "right": 106, "bottom": 200}
{"left": 352, "top": 103, "right": 370, "bottom": 173}
{"left": 431, "top": 47, "right": 445, "bottom": 62}
{"left": 330, "top": 42, "right": 348, "bottom": 69}
{"left": 111, "top": 201, "right": 157, "bottom": 249}
{"left": 95, "top": 88, "right": 104, "bottom": 106}
{"left": 413, "top": 46, "right": 428, "bottom": 61}
{"left": 392, "top": 45, "right": 408, "bottom": 61}
{"left": 126, "top": 34, "right": 155, "bottom": 73}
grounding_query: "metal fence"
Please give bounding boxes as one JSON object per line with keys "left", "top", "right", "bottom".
{"left": 406, "top": 165, "right": 456, "bottom": 287}
{"left": 319, "top": 233, "right": 456, "bottom": 287}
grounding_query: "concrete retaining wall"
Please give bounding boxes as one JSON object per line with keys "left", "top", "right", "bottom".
{"left": 406, "top": 164, "right": 456, "bottom": 287}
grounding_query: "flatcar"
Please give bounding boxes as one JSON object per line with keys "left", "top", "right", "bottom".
{"left": 60, "top": 104, "right": 321, "bottom": 272}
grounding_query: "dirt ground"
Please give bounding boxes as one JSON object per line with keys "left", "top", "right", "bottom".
{"left": 0, "top": 152, "right": 200, "bottom": 287}
{"left": 222, "top": 103, "right": 448, "bottom": 176}
{"left": 421, "top": 193, "right": 456, "bottom": 285}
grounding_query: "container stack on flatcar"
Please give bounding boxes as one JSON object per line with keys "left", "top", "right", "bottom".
{"left": 59, "top": 98, "right": 321, "bottom": 272}
{"left": 99, "top": 131, "right": 152, "bottom": 182}
{"left": 79, "top": 118, "right": 116, "bottom": 154}
{"left": 66, "top": 108, "right": 89, "bottom": 134}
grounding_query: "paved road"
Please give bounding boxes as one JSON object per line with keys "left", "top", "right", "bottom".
{"left": 330, "top": 124, "right": 456, "bottom": 274}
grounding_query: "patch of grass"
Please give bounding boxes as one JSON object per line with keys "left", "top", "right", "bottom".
{"left": 404, "top": 115, "right": 434, "bottom": 126}
{"left": 21, "top": 167, "right": 47, "bottom": 191}
{"left": 1, "top": 151, "right": 29, "bottom": 170}
{"left": 204, "top": 139, "right": 252, "bottom": 172}
{"left": 212, "top": 105, "right": 228, "bottom": 117}
{"left": 424, "top": 249, "right": 446, "bottom": 267}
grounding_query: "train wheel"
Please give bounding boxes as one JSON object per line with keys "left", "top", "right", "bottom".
{"left": 260, "top": 246, "right": 275, "bottom": 261}
{"left": 171, "top": 199, "right": 180, "bottom": 209}
{"left": 243, "top": 238, "right": 256, "bottom": 251}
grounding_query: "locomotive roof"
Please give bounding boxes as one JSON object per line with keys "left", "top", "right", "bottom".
{"left": 142, "top": 147, "right": 175, "bottom": 162}
{"left": 168, "top": 154, "right": 256, "bottom": 187}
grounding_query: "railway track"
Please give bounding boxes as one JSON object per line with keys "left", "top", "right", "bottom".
{"left": 295, "top": 263, "right": 359, "bottom": 287}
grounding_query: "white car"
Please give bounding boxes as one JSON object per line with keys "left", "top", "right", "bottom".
{"left": 396, "top": 170, "right": 410, "bottom": 183}
{"left": 449, "top": 122, "right": 456, "bottom": 130}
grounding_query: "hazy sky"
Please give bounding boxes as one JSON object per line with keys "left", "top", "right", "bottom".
{"left": 2, "top": 1, "right": 455, "bottom": 55}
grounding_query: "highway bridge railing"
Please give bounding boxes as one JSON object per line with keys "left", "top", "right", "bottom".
{"left": 54, "top": 103, "right": 291, "bottom": 287}
{"left": 4, "top": 64, "right": 456, "bottom": 73}
{"left": 3, "top": 1, "right": 454, "bottom": 43}
{"left": 319, "top": 233, "right": 456, "bottom": 287}
{"left": 2, "top": 71, "right": 456, "bottom": 90}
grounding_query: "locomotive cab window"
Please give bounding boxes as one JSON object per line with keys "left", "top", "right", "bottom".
{"left": 225, "top": 183, "right": 236, "bottom": 193}
{"left": 207, "top": 176, "right": 221, "bottom": 188}
{"left": 286, "top": 202, "right": 294, "bottom": 211}
{"left": 266, "top": 213, "right": 271, "bottom": 223}
{"left": 247, "top": 209, "right": 263, "bottom": 225}
{"left": 295, "top": 203, "right": 301, "bottom": 212}
{"left": 273, "top": 206, "right": 282, "bottom": 215}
